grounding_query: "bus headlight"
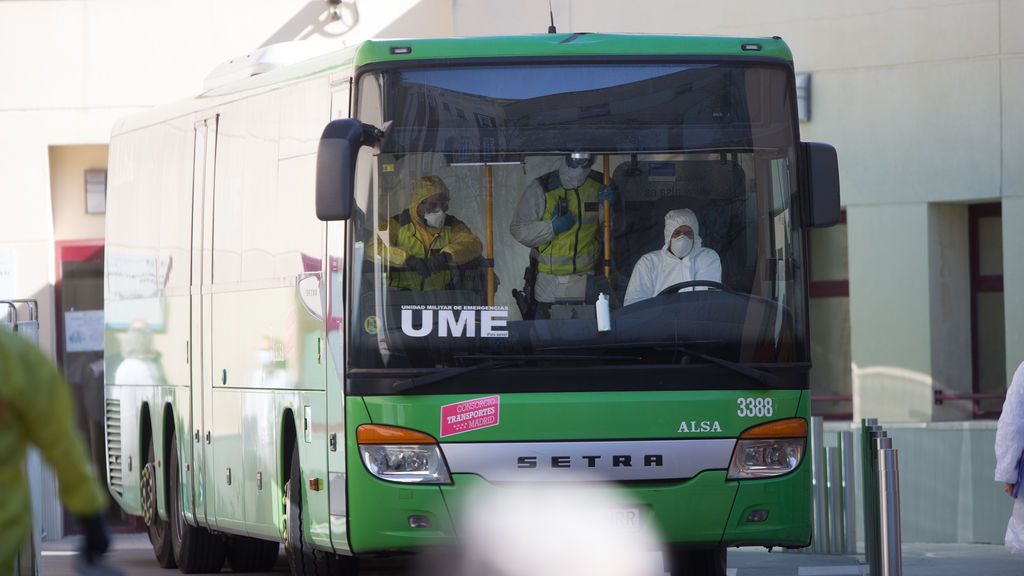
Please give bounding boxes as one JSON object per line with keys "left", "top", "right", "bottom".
{"left": 357, "top": 424, "right": 451, "bottom": 484}
{"left": 727, "top": 418, "right": 806, "bottom": 480}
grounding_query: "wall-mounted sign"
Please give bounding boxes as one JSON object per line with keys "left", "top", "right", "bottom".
{"left": 65, "top": 310, "right": 104, "bottom": 352}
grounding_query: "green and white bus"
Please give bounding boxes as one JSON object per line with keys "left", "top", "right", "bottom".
{"left": 104, "top": 33, "right": 840, "bottom": 576}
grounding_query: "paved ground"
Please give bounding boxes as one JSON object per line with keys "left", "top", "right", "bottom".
{"left": 40, "top": 533, "right": 1024, "bottom": 575}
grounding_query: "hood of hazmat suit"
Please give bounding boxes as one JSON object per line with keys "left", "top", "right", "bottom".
{"left": 380, "top": 175, "right": 483, "bottom": 291}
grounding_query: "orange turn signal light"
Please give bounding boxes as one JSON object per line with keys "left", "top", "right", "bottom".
{"left": 738, "top": 417, "right": 807, "bottom": 439}
{"left": 356, "top": 424, "right": 437, "bottom": 445}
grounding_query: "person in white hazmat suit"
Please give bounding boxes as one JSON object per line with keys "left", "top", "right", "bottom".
{"left": 995, "top": 361, "right": 1024, "bottom": 553}
{"left": 623, "top": 208, "right": 721, "bottom": 307}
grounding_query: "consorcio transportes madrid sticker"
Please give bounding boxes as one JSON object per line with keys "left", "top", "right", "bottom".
{"left": 440, "top": 395, "right": 500, "bottom": 437}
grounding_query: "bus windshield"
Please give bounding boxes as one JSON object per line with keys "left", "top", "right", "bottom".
{"left": 348, "top": 62, "right": 806, "bottom": 376}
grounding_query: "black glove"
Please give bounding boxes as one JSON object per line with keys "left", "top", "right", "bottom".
{"left": 79, "top": 514, "right": 111, "bottom": 564}
{"left": 405, "top": 255, "right": 431, "bottom": 279}
{"left": 426, "top": 252, "right": 452, "bottom": 275}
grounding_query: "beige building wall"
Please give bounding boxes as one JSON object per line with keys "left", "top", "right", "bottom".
{"left": 1003, "top": 22, "right": 1024, "bottom": 383}
{"left": 49, "top": 145, "right": 108, "bottom": 242}
{"left": 0, "top": 0, "right": 452, "bottom": 355}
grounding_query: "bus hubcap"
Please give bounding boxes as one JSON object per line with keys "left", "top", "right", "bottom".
{"left": 141, "top": 463, "right": 157, "bottom": 526}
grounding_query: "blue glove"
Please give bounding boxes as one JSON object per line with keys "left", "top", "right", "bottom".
{"left": 550, "top": 210, "right": 576, "bottom": 235}
{"left": 598, "top": 185, "right": 617, "bottom": 204}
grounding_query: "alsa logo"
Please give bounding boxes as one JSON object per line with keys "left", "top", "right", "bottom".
{"left": 401, "top": 307, "right": 508, "bottom": 338}
{"left": 678, "top": 420, "right": 722, "bottom": 433}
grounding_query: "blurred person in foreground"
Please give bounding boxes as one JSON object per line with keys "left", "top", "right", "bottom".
{"left": 996, "top": 360, "right": 1024, "bottom": 554}
{"left": 0, "top": 329, "right": 119, "bottom": 575}
{"left": 414, "top": 480, "right": 665, "bottom": 576}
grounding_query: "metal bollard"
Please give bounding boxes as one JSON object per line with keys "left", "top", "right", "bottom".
{"left": 810, "top": 417, "right": 827, "bottom": 553}
{"left": 826, "top": 446, "right": 843, "bottom": 553}
{"left": 877, "top": 440, "right": 902, "bottom": 576}
{"left": 862, "top": 423, "right": 885, "bottom": 575}
{"left": 872, "top": 430, "right": 889, "bottom": 576}
{"left": 859, "top": 422, "right": 871, "bottom": 562}
{"left": 839, "top": 431, "right": 857, "bottom": 554}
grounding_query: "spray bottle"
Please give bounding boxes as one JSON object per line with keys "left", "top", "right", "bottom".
{"left": 596, "top": 293, "right": 611, "bottom": 333}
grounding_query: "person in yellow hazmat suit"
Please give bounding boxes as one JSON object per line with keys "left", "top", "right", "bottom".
{"left": 0, "top": 328, "right": 115, "bottom": 574}
{"left": 381, "top": 175, "right": 483, "bottom": 291}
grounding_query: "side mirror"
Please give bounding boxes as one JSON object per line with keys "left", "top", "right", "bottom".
{"left": 802, "top": 142, "right": 840, "bottom": 228}
{"left": 316, "top": 119, "right": 365, "bottom": 221}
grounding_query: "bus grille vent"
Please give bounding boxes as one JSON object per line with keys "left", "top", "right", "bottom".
{"left": 105, "top": 399, "right": 123, "bottom": 497}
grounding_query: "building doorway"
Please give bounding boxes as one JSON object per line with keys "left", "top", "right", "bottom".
{"left": 969, "top": 203, "right": 1004, "bottom": 416}
{"left": 55, "top": 240, "right": 106, "bottom": 467}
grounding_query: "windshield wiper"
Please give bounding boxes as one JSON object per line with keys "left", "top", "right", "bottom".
{"left": 392, "top": 360, "right": 519, "bottom": 393}
{"left": 538, "top": 342, "right": 780, "bottom": 387}
{"left": 392, "top": 354, "right": 641, "bottom": 393}
{"left": 661, "top": 344, "right": 780, "bottom": 387}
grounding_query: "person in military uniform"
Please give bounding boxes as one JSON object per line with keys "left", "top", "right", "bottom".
{"left": 510, "top": 153, "right": 616, "bottom": 318}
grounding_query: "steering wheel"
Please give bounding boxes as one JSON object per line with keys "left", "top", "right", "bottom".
{"left": 656, "top": 280, "right": 727, "bottom": 296}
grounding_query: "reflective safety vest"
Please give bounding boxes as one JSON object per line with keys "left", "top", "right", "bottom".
{"left": 0, "top": 330, "right": 107, "bottom": 567}
{"left": 389, "top": 210, "right": 457, "bottom": 291}
{"left": 537, "top": 170, "right": 603, "bottom": 276}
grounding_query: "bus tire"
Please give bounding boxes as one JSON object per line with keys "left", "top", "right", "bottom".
{"left": 143, "top": 433, "right": 176, "bottom": 568}
{"left": 284, "top": 445, "right": 319, "bottom": 575}
{"left": 669, "top": 546, "right": 727, "bottom": 576}
{"left": 284, "top": 446, "right": 358, "bottom": 575}
{"left": 168, "top": 430, "right": 226, "bottom": 573}
{"left": 226, "top": 535, "right": 279, "bottom": 573}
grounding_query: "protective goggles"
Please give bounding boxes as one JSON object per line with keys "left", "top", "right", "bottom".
{"left": 565, "top": 153, "right": 594, "bottom": 169}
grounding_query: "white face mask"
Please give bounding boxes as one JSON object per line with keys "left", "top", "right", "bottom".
{"left": 670, "top": 236, "right": 693, "bottom": 259}
{"left": 423, "top": 209, "right": 446, "bottom": 229}
{"left": 559, "top": 163, "right": 590, "bottom": 189}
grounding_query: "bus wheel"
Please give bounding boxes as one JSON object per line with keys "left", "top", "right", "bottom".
{"left": 669, "top": 547, "right": 727, "bottom": 576}
{"left": 284, "top": 447, "right": 358, "bottom": 575}
{"left": 284, "top": 446, "right": 318, "bottom": 574}
{"left": 226, "top": 535, "right": 279, "bottom": 572}
{"left": 168, "top": 430, "right": 226, "bottom": 573}
{"left": 143, "top": 434, "right": 176, "bottom": 568}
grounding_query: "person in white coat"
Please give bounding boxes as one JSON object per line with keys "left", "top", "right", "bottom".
{"left": 623, "top": 208, "right": 721, "bottom": 307}
{"left": 995, "top": 361, "right": 1024, "bottom": 553}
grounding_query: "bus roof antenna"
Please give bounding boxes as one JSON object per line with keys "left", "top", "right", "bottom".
{"left": 547, "top": 0, "right": 557, "bottom": 33}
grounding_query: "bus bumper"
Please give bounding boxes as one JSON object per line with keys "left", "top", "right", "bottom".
{"left": 347, "top": 459, "right": 809, "bottom": 553}
{"left": 721, "top": 457, "right": 812, "bottom": 548}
